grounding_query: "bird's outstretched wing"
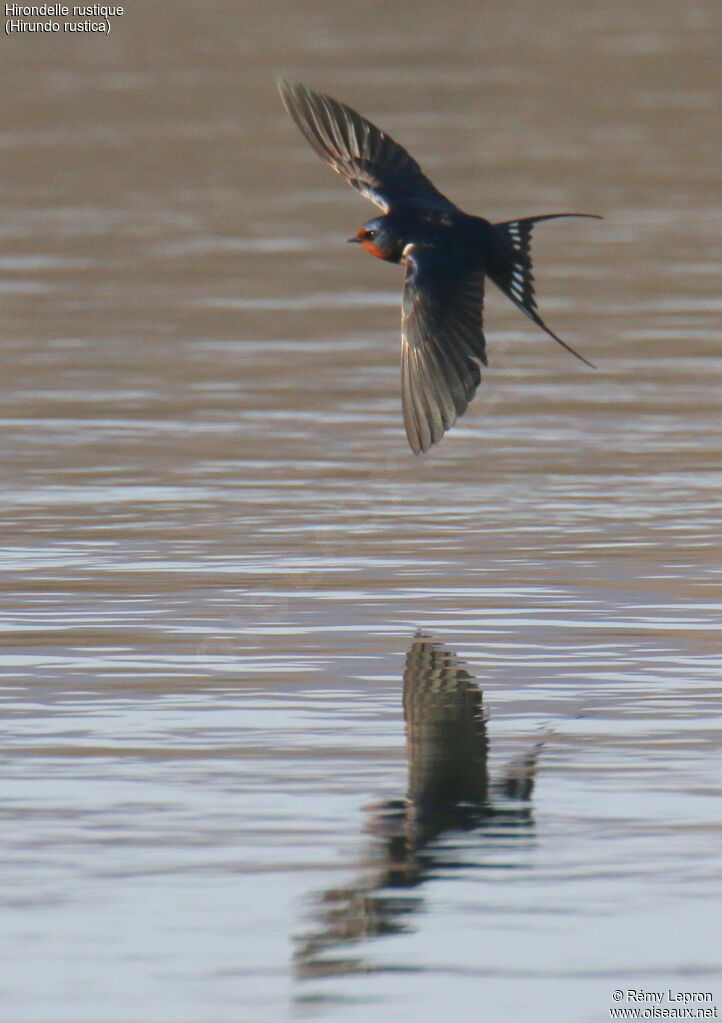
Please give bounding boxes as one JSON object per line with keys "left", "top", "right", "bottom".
{"left": 401, "top": 246, "right": 487, "bottom": 455}
{"left": 488, "top": 214, "right": 601, "bottom": 368}
{"left": 278, "top": 80, "right": 457, "bottom": 214}
{"left": 403, "top": 635, "right": 488, "bottom": 810}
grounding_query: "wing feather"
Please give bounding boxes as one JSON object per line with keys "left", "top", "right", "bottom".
{"left": 279, "top": 80, "right": 457, "bottom": 213}
{"left": 401, "top": 249, "right": 486, "bottom": 454}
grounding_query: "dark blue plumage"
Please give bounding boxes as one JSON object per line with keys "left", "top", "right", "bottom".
{"left": 279, "top": 80, "right": 600, "bottom": 454}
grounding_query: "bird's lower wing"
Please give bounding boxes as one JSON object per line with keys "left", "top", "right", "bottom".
{"left": 278, "top": 80, "right": 457, "bottom": 214}
{"left": 401, "top": 248, "right": 487, "bottom": 455}
{"left": 403, "top": 635, "right": 488, "bottom": 807}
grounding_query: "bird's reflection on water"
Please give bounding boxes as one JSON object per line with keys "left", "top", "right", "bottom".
{"left": 295, "top": 634, "right": 543, "bottom": 979}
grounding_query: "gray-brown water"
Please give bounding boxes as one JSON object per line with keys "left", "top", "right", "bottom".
{"left": 1, "top": 2, "right": 721, "bottom": 1021}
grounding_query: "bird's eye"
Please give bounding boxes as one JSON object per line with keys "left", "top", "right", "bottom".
{"left": 365, "top": 229, "right": 377, "bottom": 240}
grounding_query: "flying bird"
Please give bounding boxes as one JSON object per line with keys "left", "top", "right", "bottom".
{"left": 278, "top": 80, "right": 600, "bottom": 455}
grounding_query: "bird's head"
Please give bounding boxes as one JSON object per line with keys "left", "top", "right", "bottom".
{"left": 348, "top": 217, "right": 404, "bottom": 262}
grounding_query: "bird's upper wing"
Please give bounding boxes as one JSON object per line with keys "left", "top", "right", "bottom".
{"left": 401, "top": 246, "right": 487, "bottom": 455}
{"left": 278, "top": 80, "right": 457, "bottom": 214}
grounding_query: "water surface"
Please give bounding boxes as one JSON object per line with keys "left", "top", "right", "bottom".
{"left": 1, "top": 1, "right": 721, "bottom": 1021}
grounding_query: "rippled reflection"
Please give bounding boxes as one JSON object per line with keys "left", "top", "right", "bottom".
{"left": 295, "top": 634, "right": 542, "bottom": 978}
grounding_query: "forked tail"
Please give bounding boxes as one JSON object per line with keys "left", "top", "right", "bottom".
{"left": 487, "top": 213, "right": 601, "bottom": 368}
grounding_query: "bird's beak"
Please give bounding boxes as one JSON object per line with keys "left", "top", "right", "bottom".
{"left": 347, "top": 236, "right": 361, "bottom": 243}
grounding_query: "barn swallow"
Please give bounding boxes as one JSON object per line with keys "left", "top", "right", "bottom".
{"left": 278, "top": 80, "right": 600, "bottom": 455}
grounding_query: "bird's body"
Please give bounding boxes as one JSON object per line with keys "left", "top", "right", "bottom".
{"left": 351, "top": 206, "right": 491, "bottom": 261}
{"left": 278, "top": 80, "right": 599, "bottom": 454}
